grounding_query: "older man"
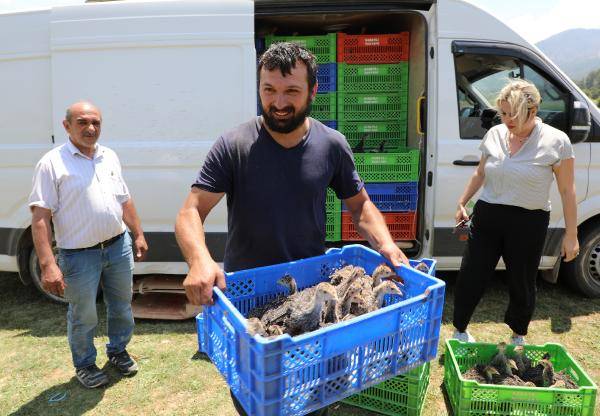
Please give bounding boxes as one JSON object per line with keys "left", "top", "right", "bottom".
{"left": 29, "top": 101, "right": 148, "bottom": 388}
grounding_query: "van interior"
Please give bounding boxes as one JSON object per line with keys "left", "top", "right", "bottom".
{"left": 256, "top": 11, "right": 428, "bottom": 256}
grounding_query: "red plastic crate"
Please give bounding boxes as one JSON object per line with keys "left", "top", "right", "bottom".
{"left": 342, "top": 211, "right": 416, "bottom": 241}
{"left": 337, "top": 32, "right": 410, "bottom": 63}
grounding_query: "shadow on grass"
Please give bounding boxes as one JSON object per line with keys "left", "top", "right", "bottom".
{"left": 2, "top": 270, "right": 599, "bottom": 339}
{"left": 437, "top": 271, "right": 600, "bottom": 334}
{"left": 439, "top": 381, "right": 455, "bottom": 416}
{"left": 0, "top": 272, "right": 196, "bottom": 338}
{"left": 191, "top": 351, "right": 212, "bottom": 362}
{"left": 8, "top": 361, "right": 134, "bottom": 416}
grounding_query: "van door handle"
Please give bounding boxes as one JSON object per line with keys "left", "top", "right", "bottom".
{"left": 453, "top": 160, "right": 479, "bottom": 166}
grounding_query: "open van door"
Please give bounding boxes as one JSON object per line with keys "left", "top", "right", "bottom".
{"left": 434, "top": 39, "right": 591, "bottom": 271}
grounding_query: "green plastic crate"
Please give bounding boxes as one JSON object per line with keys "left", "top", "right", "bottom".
{"left": 265, "top": 33, "right": 336, "bottom": 64}
{"left": 338, "top": 91, "right": 409, "bottom": 122}
{"left": 338, "top": 62, "right": 409, "bottom": 93}
{"left": 339, "top": 120, "right": 407, "bottom": 152}
{"left": 312, "top": 92, "right": 337, "bottom": 121}
{"left": 355, "top": 149, "right": 419, "bottom": 182}
{"left": 326, "top": 188, "right": 341, "bottom": 241}
{"left": 341, "top": 362, "right": 430, "bottom": 416}
{"left": 444, "top": 340, "right": 598, "bottom": 416}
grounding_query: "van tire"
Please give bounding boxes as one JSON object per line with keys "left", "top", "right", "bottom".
{"left": 28, "top": 246, "right": 68, "bottom": 304}
{"left": 563, "top": 222, "right": 600, "bottom": 298}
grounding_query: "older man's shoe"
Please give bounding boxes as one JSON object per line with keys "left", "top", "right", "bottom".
{"left": 108, "top": 350, "right": 138, "bottom": 376}
{"left": 76, "top": 364, "right": 109, "bottom": 388}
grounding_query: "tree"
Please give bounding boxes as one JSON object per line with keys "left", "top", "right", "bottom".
{"left": 577, "top": 68, "right": 600, "bottom": 107}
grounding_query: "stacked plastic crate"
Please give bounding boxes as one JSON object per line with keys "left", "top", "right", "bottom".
{"left": 336, "top": 32, "right": 419, "bottom": 242}
{"left": 264, "top": 34, "right": 342, "bottom": 241}
{"left": 264, "top": 34, "right": 337, "bottom": 125}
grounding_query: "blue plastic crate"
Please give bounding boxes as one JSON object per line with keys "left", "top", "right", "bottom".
{"left": 322, "top": 120, "right": 337, "bottom": 130}
{"left": 343, "top": 182, "right": 418, "bottom": 212}
{"left": 196, "top": 245, "right": 444, "bottom": 416}
{"left": 317, "top": 63, "right": 337, "bottom": 93}
{"left": 256, "top": 37, "right": 265, "bottom": 55}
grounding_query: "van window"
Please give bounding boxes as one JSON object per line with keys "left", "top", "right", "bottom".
{"left": 454, "top": 53, "right": 569, "bottom": 139}
{"left": 454, "top": 54, "right": 519, "bottom": 139}
{"left": 523, "top": 64, "right": 569, "bottom": 131}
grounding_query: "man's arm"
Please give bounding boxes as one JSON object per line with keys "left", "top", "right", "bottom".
{"left": 175, "top": 187, "right": 226, "bottom": 305}
{"left": 344, "top": 188, "right": 409, "bottom": 266}
{"left": 31, "top": 206, "right": 65, "bottom": 296}
{"left": 122, "top": 198, "right": 148, "bottom": 261}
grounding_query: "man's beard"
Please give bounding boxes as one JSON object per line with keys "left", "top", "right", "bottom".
{"left": 261, "top": 97, "right": 312, "bottom": 134}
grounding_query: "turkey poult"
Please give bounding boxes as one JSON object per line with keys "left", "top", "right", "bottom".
{"left": 329, "top": 265, "right": 366, "bottom": 298}
{"left": 321, "top": 280, "right": 363, "bottom": 326}
{"left": 522, "top": 355, "right": 554, "bottom": 387}
{"left": 551, "top": 370, "right": 579, "bottom": 389}
{"left": 413, "top": 261, "right": 430, "bottom": 274}
{"left": 490, "top": 342, "right": 513, "bottom": 377}
{"left": 371, "top": 263, "right": 404, "bottom": 286}
{"left": 247, "top": 274, "right": 298, "bottom": 320}
{"left": 283, "top": 282, "right": 338, "bottom": 336}
{"left": 350, "top": 280, "right": 403, "bottom": 315}
{"left": 463, "top": 364, "right": 500, "bottom": 384}
{"left": 512, "top": 345, "right": 532, "bottom": 377}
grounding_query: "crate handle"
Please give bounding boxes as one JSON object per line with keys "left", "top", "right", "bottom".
{"left": 416, "top": 96, "right": 426, "bottom": 135}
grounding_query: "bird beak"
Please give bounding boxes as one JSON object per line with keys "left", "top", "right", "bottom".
{"left": 382, "top": 274, "right": 405, "bottom": 285}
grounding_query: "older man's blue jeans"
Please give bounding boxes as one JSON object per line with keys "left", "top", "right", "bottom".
{"left": 58, "top": 232, "right": 135, "bottom": 369}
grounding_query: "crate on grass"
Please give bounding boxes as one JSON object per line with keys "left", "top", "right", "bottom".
{"left": 343, "top": 182, "right": 418, "bottom": 212}
{"left": 265, "top": 33, "right": 336, "bottom": 64}
{"left": 354, "top": 150, "right": 420, "bottom": 183}
{"left": 342, "top": 212, "right": 417, "bottom": 241}
{"left": 339, "top": 120, "right": 407, "bottom": 152}
{"left": 342, "top": 361, "right": 430, "bottom": 416}
{"left": 197, "top": 245, "right": 445, "bottom": 416}
{"left": 338, "top": 92, "right": 408, "bottom": 122}
{"left": 337, "top": 32, "right": 410, "bottom": 64}
{"left": 444, "top": 340, "right": 598, "bottom": 416}
{"left": 338, "top": 62, "right": 408, "bottom": 93}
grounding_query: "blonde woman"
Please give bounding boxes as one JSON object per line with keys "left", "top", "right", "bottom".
{"left": 452, "top": 79, "right": 579, "bottom": 345}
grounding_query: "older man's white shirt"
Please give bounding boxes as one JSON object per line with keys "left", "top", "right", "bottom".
{"left": 29, "top": 139, "right": 129, "bottom": 249}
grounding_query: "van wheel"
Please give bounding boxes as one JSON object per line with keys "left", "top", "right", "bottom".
{"left": 563, "top": 223, "right": 600, "bottom": 298}
{"left": 28, "top": 245, "right": 68, "bottom": 304}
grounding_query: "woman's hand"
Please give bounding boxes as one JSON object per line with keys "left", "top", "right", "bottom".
{"left": 455, "top": 203, "right": 469, "bottom": 225}
{"left": 561, "top": 233, "right": 579, "bottom": 262}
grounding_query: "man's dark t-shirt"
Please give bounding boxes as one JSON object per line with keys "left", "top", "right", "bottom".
{"left": 193, "top": 117, "right": 363, "bottom": 272}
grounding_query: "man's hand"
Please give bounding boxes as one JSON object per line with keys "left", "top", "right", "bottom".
{"left": 132, "top": 234, "right": 148, "bottom": 262}
{"left": 379, "top": 242, "right": 409, "bottom": 267}
{"left": 183, "top": 259, "right": 226, "bottom": 306}
{"left": 41, "top": 262, "right": 66, "bottom": 297}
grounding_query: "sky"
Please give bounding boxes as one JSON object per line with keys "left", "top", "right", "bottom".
{"left": 1, "top": 0, "right": 599, "bottom": 44}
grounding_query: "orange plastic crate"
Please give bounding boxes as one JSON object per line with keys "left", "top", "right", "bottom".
{"left": 342, "top": 211, "right": 416, "bottom": 241}
{"left": 337, "top": 32, "right": 410, "bottom": 63}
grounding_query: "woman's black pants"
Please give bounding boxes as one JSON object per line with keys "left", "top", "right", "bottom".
{"left": 453, "top": 200, "right": 550, "bottom": 336}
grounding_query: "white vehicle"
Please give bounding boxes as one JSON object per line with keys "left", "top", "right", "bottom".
{"left": 1, "top": 0, "right": 599, "bottom": 301}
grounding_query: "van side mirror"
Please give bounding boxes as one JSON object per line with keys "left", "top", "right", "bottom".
{"left": 569, "top": 100, "right": 591, "bottom": 143}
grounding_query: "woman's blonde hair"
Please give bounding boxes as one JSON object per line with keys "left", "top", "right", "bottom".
{"left": 496, "top": 79, "right": 541, "bottom": 131}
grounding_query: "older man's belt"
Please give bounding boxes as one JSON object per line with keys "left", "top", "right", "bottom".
{"left": 62, "top": 232, "right": 125, "bottom": 252}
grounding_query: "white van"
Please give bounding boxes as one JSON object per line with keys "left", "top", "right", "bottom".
{"left": 1, "top": 0, "right": 599, "bottom": 301}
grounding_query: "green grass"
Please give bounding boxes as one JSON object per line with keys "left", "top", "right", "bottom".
{"left": 1, "top": 271, "right": 598, "bottom": 416}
